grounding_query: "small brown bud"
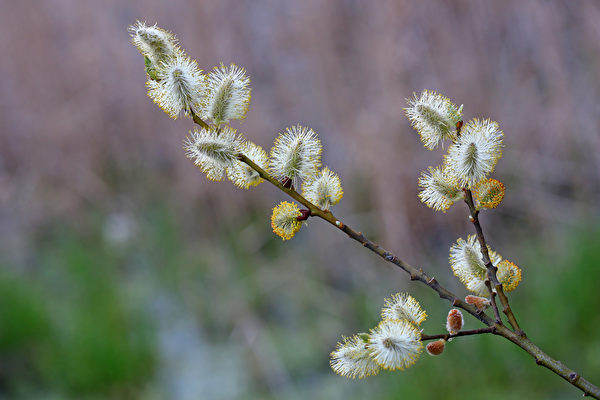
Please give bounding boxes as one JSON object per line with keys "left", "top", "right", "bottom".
{"left": 426, "top": 339, "right": 446, "bottom": 356}
{"left": 296, "top": 209, "right": 311, "bottom": 221}
{"left": 465, "top": 295, "right": 491, "bottom": 311}
{"left": 446, "top": 309, "right": 464, "bottom": 335}
{"left": 282, "top": 177, "right": 293, "bottom": 189}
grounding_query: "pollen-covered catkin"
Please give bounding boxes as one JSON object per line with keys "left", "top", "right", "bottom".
{"left": 496, "top": 260, "right": 522, "bottom": 292}
{"left": 271, "top": 201, "right": 303, "bottom": 240}
{"left": 473, "top": 178, "right": 505, "bottom": 209}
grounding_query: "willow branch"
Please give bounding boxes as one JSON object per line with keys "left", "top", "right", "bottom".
{"left": 240, "top": 153, "right": 600, "bottom": 397}
{"left": 189, "top": 108, "right": 210, "bottom": 129}
{"left": 238, "top": 153, "right": 491, "bottom": 325}
{"left": 463, "top": 189, "right": 523, "bottom": 335}
{"left": 484, "top": 278, "right": 502, "bottom": 324}
{"left": 464, "top": 189, "right": 501, "bottom": 323}
{"left": 494, "top": 324, "right": 599, "bottom": 398}
{"left": 188, "top": 114, "right": 600, "bottom": 398}
{"left": 421, "top": 327, "right": 495, "bottom": 341}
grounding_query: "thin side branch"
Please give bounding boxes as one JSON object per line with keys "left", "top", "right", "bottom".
{"left": 463, "top": 189, "right": 524, "bottom": 336}
{"left": 421, "top": 327, "right": 495, "bottom": 341}
{"left": 484, "top": 278, "right": 502, "bottom": 324}
{"left": 190, "top": 108, "right": 210, "bottom": 129}
{"left": 239, "top": 152, "right": 492, "bottom": 325}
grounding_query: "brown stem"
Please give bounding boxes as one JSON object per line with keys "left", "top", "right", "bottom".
{"left": 190, "top": 108, "right": 210, "bottom": 130}
{"left": 484, "top": 278, "right": 502, "bottom": 324}
{"left": 494, "top": 324, "right": 599, "bottom": 398}
{"left": 239, "top": 153, "right": 491, "bottom": 325}
{"left": 463, "top": 189, "right": 524, "bottom": 336}
{"left": 421, "top": 327, "right": 495, "bottom": 341}
{"left": 188, "top": 115, "right": 600, "bottom": 398}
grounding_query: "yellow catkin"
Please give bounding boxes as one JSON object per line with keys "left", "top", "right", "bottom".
{"left": 497, "top": 260, "right": 522, "bottom": 292}
{"left": 271, "top": 201, "right": 302, "bottom": 240}
{"left": 473, "top": 178, "right": 505, "bottom": 209}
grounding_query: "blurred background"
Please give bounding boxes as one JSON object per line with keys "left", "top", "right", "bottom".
{"left": 1, "top": 1, "right": 600, "bottom": 399}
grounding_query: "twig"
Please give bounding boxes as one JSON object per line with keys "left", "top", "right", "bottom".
{"left": 190, "top": 108, "right": 210, "bottom": 129}
{"left": 463, "top": 189, "right": 524, "bottom": 336}
{"left": 421, "top": 327, "right": 495, "bottom": 341}
{"left": 484, "top": 279, "right": 502, "bottom": 324}
{"left": 238, "top": 153, "right": 492, "bottom": 325}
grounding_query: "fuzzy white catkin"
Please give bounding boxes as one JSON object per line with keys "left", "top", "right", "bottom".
{"left": 302, "top": 167, "right": 343, "bottom": 210}
{"left": 404, "top": 90, "right": 463, "bottom": 150}
{"left": 449, "top": 235, "right": 503, "bottom": 296}
{"left": 202, "top": 63, "right": 251, "bottom": 124}
{"left": 444, "top": 118, "right": 503, "bottom": 188}
{"left": 368, "top": 319, "right": 422, "bottom": 370}
{"left": 330, "top": 335, "right": 380, "bottom": 379}
{"left": 418, "top": 166, "right": 463, "bottom": 212}
{"left": 183, "top": 126, "right": 244, "bottom": 181}
{"left": 147, "top": 54, "right": 205, "bottom": 119}
{"left": 381, "top": 293, "right": 427, "bottom": 327}
{"left": 129, "top": 21, "right": 179, "bottom": 65}
{"left": 227, "top": 141, "right": 268, "bottom": 189}
{"left": 269, "top": 125, "right": 322, "bottom": 188}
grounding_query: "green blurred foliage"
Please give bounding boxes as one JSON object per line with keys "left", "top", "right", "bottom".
{"left": 0, "top": 208, "right": 598, "bottom": 399}
{"left": 0, "top": 228, "right": 154, "bottom": 399}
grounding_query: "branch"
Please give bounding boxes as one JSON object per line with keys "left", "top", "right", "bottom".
{"left": 463, "top": 189, "right": 523, "bottom": 335}
{"left": 495, "top": 324, "right": 600, "bottom": 398}
{"left": 188, "top": 113, "right": 600, "bottom": 398}
{"left": 239, "top": 152, "right": 493, "bottom": 326}
{"left": 189, "top": 107, "right": 210, "bottom": 130}
{"left": 421, "top": 327, "right": 495, "bottom": 341}
{"left": 245, "top": 153, "right": 600, "bottom": 397}
{"left": 484, "top": 278, "right": 502, "bottom": 324}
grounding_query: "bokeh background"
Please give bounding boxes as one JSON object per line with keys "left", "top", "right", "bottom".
{"left": 1, "top": 1, "right": 600, "bottom": 399}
